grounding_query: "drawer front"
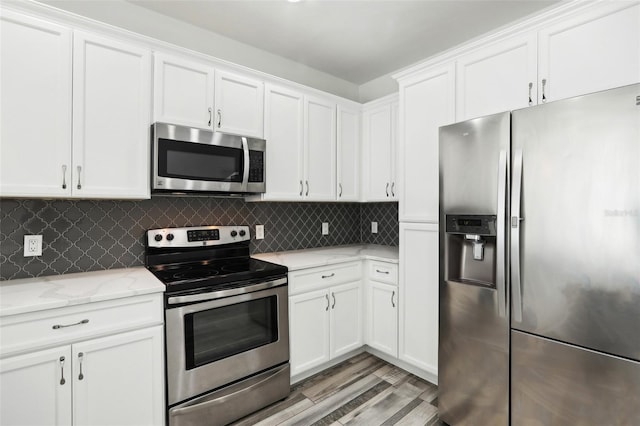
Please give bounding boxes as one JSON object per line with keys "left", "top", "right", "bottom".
{"left": 369, "top": 261, "right": 398, "bottom": 285}
{"left": 289, "top": 262, "right": 361, "bottom": 295}
{"left": 0, "top": 294, "right": 163, "bottom": 357}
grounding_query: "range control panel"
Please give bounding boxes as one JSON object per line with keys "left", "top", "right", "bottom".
{"left": 445, "top": 215, "right": 497, "bottom": 236}
{"left": 147, "top": 225, "right": 250, "bottom": 248}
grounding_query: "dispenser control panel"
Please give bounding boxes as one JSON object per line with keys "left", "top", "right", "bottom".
{"left": 445, "top": 215, "right": 497, "bottom": 236}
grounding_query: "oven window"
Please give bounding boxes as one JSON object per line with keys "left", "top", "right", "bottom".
{"left": 158, "top": 138, "right": 243, "bottom": 182}
{"left": 184, "top": 296, "right": 278, "bottom": 369}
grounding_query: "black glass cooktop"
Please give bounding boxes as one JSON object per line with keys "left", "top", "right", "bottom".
{"left": 148, "top": 257, "right": 287, "bottom": 293}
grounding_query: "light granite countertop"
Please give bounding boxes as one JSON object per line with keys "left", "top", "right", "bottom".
{"left": 253, "top": 244, "right": 398, "bottom": 271}
{"left": 0, "top": 267, "right": 165, "bottom": 317}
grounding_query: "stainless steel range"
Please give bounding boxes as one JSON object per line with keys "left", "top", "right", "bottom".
{"left": 145, "top": 225, "right": 290, "bottom": 426}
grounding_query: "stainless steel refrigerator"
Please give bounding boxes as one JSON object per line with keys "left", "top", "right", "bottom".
{"left": 438, "top": 83, "right": 640, "bottom": 425}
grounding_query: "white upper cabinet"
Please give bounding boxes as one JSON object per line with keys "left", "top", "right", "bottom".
{"left": 304, "top": 95, "right": 336, "bottom": 201}
{"left": 398, "top": 64, "right": 455, "bottom": 223}
{"left": 153, "top": 53, "right": 215, "bottom": 129}
{"left": 456, "top": 33, "right": 537, "bottom": 121}
{"left": 336, "top": 106, "right": 360, "bottom": 201}
{"left": 263, "top": 84, "right": 305, "bottom": 201}
{"left": 538, "top": 2, "right": 640, "bottom": 103}
{"left": 214, "top": 70, "right": 264, "bottom": 138}
{"left": 73, "top": 31, "right": 151, "bottom": 199}
{"left": 362, "top": 97, "right": 398, "bottom": 202}
{"left": 0, "top": 10, "right": 72, "bottom": 198}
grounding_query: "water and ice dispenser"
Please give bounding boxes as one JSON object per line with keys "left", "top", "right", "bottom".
{"left": 445, "top": 215, "right": 497, "bottom": 287}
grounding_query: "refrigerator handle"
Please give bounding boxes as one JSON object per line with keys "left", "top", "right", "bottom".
{"left": 511, "top": 149, "right": 524, "bottom": 323}
{"left": 496, "top": 150, "right": 507, "bottom": 318}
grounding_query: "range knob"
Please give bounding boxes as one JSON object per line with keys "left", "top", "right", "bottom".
{"left": 231, "top": 230, "right": 238, "bottom": 237}
{"left": 239, "top": 230, "right": 246, "bottom": 237}
{"left": 166, "top": 234, "right": 174, "bottom": 241}
{"left": 154, "top": 234, "right": 163, "bottom": 242}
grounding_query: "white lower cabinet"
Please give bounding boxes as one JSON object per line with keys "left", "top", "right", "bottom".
{"left": 399, "top": 223, "right": 439, "bottom": 376}
{"left": 289, "top": 278, "right": 362, "bottom": 377}
{"left": 0, "top": 294, "right": 164, "bottom": 426}
{"left": 367, "top": 281, "right": 398, "bottom": 357}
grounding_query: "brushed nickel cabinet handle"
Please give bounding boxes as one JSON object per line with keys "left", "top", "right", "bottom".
{"left": 386, "top": 182, "right": 389, "bottom": 197}
{"left": 541, "top": 79, "right": 547, "bottom": 103}
{"left": 339, "top": 183, "right": 343, "bottom": 197}
{"left": 528, "top": 82, "right": 533, "bottom": 106}
{"left": 208, "top": 107, "right": 212, "bottom": 126}
{"left": 78, "top": 352, "right": 84, "bottom": 380}
{"left": 61, "top": 165, "right": 67, "bottom": 189}
{"left": 52, "top": 319, "right": 89, "bottom": 330}
{"left": 391, "top": 291, "right": 396, "bottom": 308}
{"left": 305, "top": 181, "right": 309, "bottom": 197}
{"left": 322, "top": 273, "right": 335, "bottom": 279}
{"left": 325, "top": 294, "right": 329, "bottom": 311}
{"left": 391, "top": 182, "right": 395, "bottom": 197}
{"left": 76, "top": 166, "right": 82, "bottom": 190}
{"left": 299, "top": 180, "right": 303, "bottom": 197}
{"left": 332, "top": 292, "right": 336, "bottom": 309}
{"left": 217, "top": 109, "right": 222, "bottom": 128}
{"left": 376, "top": 269, "right": 389, "bottom": 274}
{"left": 59, "top": 356, "right": 66, "bottom": 385}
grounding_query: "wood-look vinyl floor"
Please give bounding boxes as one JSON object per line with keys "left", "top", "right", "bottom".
{"left": 231, "top": 353, "right": 443, "bottom": 426}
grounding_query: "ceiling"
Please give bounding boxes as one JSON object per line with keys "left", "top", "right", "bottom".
{"left": 128, "top": 0, "right": 561, "bottom": 85}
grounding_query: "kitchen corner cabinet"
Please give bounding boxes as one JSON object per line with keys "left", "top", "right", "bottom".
{"left": 214, "top": 70, "right": 264, "bottom": 138}
{"left": 72, "top": 32, "right": 151, "bottom": 199}
{"left": 538, "top": 1, "right": 640, "bottom": 103}
{"left": 399, "top": 223, "right": 439, "bottom": 375}
{"left": 153, "top": 53, "right": 215, "bottom": 129}
{"left": 398, "top": 64, "right": 455, "bottom": 223}
{"left": 0, "top": 10, "right": 72, "bottom": 198}
{"left": 336, "top": 106, "right": 361, "bottom": 201}
{"left": 456, "top": 33, "right": 537, "bottom": 121}
{"left": 366, "top": 261, "right": 399, "bottom": 357}
{"left": 361, "top": 98, "right": 398, "bottom": 202}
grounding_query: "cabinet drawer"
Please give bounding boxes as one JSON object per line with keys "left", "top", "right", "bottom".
{"left": 0, "top": 294, "right": 163, "bottom": 357}
{"left": 369, "top": 261, "right": 398, "bottom": 285}
{"left": 289, "top": 262, "right": 361, "bottom": 295}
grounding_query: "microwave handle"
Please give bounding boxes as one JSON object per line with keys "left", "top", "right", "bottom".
{"left": 241, "top": 137, "right": 250, "bottom": 191}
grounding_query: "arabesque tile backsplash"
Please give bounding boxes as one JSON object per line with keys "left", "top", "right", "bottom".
{"left": 0, "top": 198, "right": 398, "bottom": 281}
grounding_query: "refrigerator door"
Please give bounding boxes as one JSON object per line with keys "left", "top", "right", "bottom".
{"left": 512, "top": 330, "right": 640, "bottom": 425}
{"left": 439, "top": 112, "right": 510, "bottom": 425}
{"left": 511, "top": 84, "right": 640, "bottom": 361}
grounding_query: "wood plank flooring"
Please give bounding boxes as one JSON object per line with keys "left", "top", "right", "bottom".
{"left": 231, "top": 353, "right": 443, "bottom": 426}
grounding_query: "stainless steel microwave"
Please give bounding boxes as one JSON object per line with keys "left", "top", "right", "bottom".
{"left": 152, "top": 123, "right": 265, "bottom": 195}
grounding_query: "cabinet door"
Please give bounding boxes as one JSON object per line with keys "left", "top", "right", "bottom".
{"left": 330, "top": 281, "right": 362, "bottom": 358}
{"left": 73, "top": 31, "right": 151, "bottom": 199}
{"left": 72, "top": 326, "right": 164, "bottom": 426}
{"left": 390, "top": 101, "right": 399, "bottom": 200}
{"left": 214, "top": 70, "right": 264, "bottom": 138}
{"left": 539, "top": 2, "right": 640, "bottom": 103}
{"left": 0, "top": 345, "right": 72, "bottom": 426}
{"left": 456, "top": 33, "right": 537, "bottom": 120}
{"left": 336, "top": 106, "right": 360, "bottom": 201}
{"left": 0, "top": 10, "right": 72, "bottom": 198}
{"left": 363, "top": 104, "right": 393, "bottom": 201}
{"left": 153, "top": 53, "right": 215, "bottom": 129}
{"left": 399, "top": 223, "right": 439, "bottom": 375}
{"left": 289, "top": 290, "right": 330, "bottom": 376}
{"left": 263, "top": 84, "right": 304, "bottom": 201}
{"left": 398, "top": 64, "right": 455, "bottom": 222}
{"left": 368, "top": 281, "right": 398, "bottom": 357}
{"left": 304, "top": 96, "right": 336, "bottom": 201}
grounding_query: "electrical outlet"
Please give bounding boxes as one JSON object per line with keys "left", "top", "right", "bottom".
{"left": 24, "top": 235, "right": 43, "bottom": 257}
{"left": 255, "top": 225, "right": 264, "bottom": 240}
{"left": 371, "top": 222, "right": 378, "bottom": 234}
{"left": 322, "top": 222, "right": 329, "bottom": 235}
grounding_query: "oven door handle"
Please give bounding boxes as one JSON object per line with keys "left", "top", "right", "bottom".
{"left": 167, "top": 277, "right": 287, "bottom": 305}
{"left": 241, "top": 136, "right": 250, "bottom": 192}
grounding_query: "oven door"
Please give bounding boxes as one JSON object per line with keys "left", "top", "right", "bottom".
{"left": 165, "top": 283, "right": 289, "bottom": 406}
{"left": 152, "top": 122, "right": 265, "bottom": 193}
